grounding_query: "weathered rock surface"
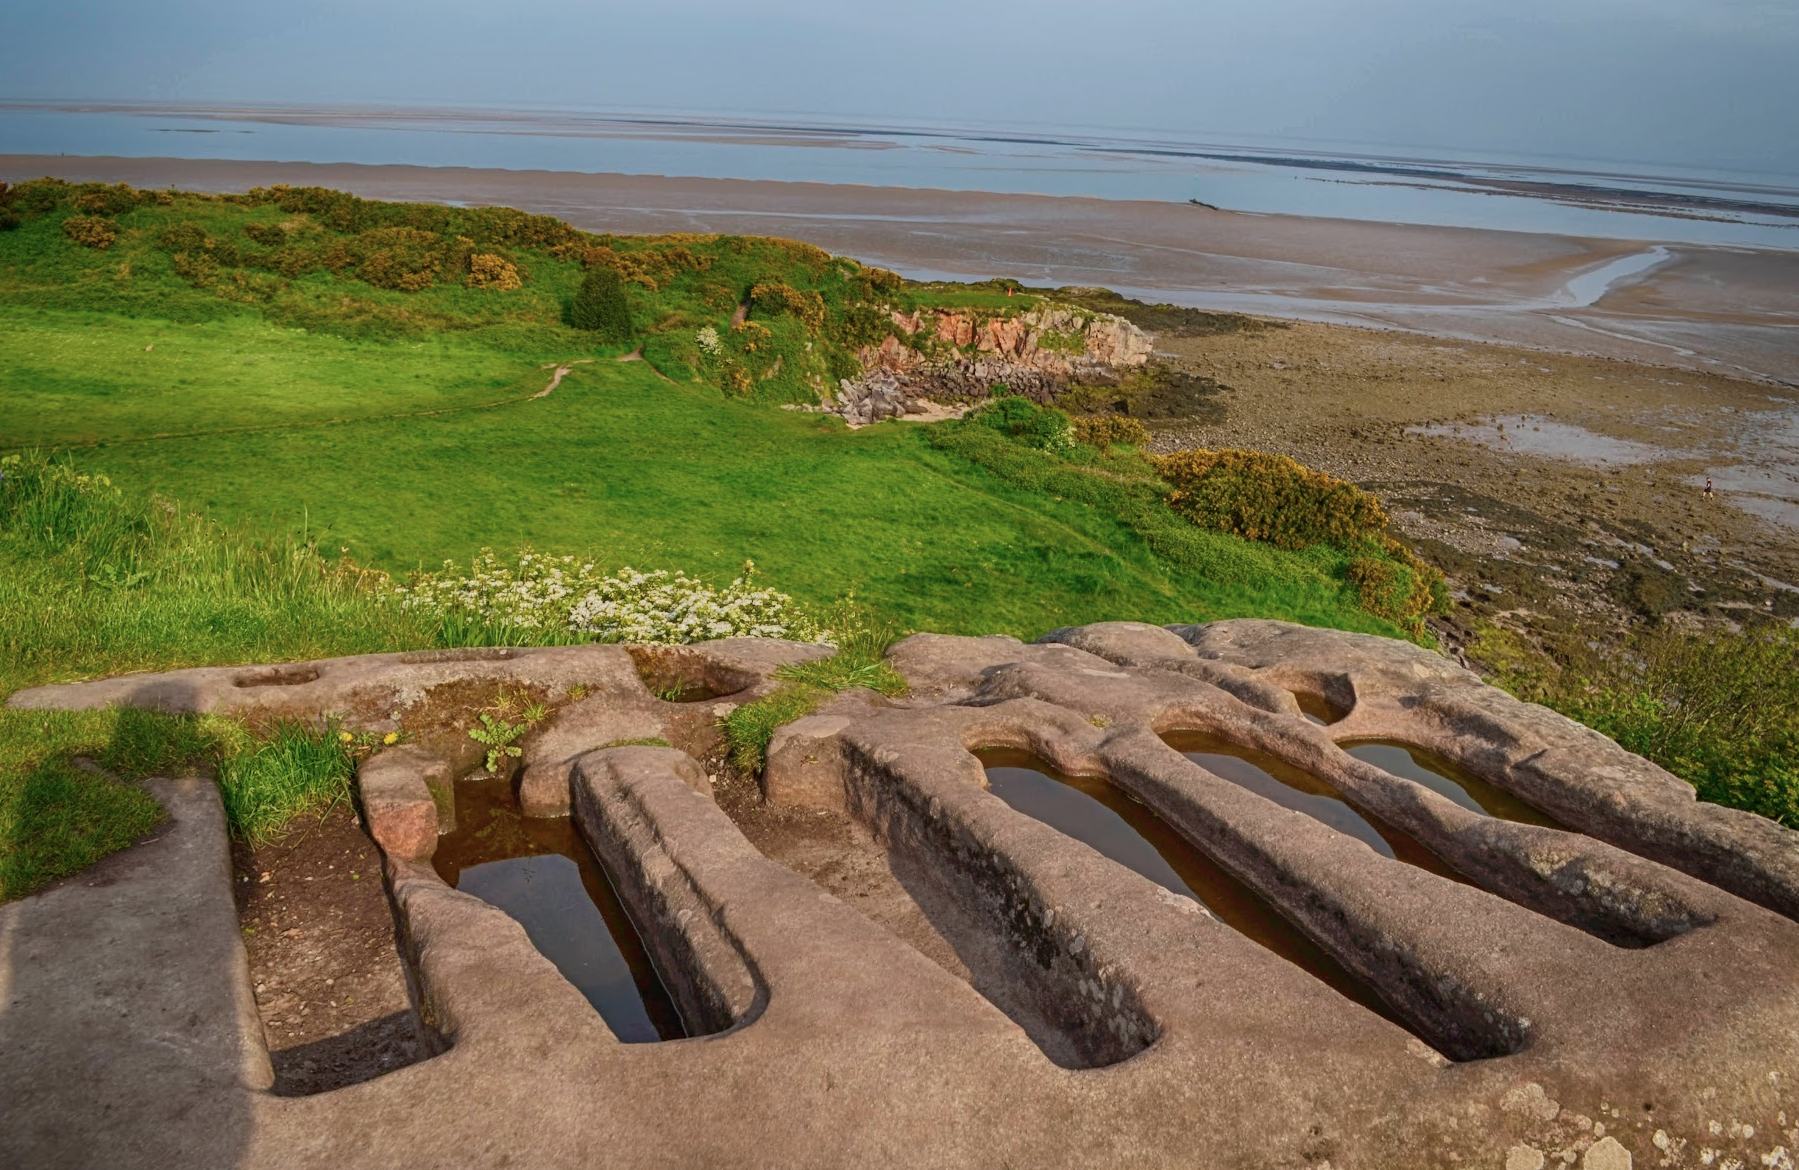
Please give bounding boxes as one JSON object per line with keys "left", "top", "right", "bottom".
{"left": 824, "top": 304, "right": 1155, "bottom": 422}
{"left": 6, "top": 620, "right": 1797, "bottom": 1170}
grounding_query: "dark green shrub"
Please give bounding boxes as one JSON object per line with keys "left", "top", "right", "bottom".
{"left": 157, "top": 223, "right": 210, "bottom": 252}
{"left": 10, "top": 179, "right": 68, "bottom": 215}
{"left": 968, "top": 396, "right": 1073, "bottom": 452}
{"left": 243, "top": 222, "right": 288, "bottom": 247}
{"left": 570, "top": 267, "right": 633, "bottom": 341}
{"left": 73, "top": 184, "right": 146, "bottom": 217}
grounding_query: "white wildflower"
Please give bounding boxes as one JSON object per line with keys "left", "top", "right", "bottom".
{"left": 392, "top": 550, "right": 828, "bottom": 646}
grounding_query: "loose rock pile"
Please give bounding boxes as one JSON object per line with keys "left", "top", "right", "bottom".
{"left": 832, "top": 366, "right": 920, "bottom": 425}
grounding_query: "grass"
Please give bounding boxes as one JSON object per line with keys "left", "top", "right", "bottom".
{"left": 7, "top": 353, "right": 1402, "bottom": 640}
{"left": 721, "top": 619, "right": 910, "bottom": 773}
{"left": 0, "top": 309, "right": 532, "bottom": 448}
{"left": 217, "top": 721, "right": 357, "bottom": 844}
{"left": 0, "top": 705, "right": 355, "bottom": 899}
{"left": 1473, "top": 622, "right": 1799, "bottom": 828}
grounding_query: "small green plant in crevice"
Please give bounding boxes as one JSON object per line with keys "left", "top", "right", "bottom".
{"left": 720, "top": 612, "right": 908, "bottom": 775}
{"left": 599, "top": 737, "right": 671, "bottom": 750}
{"left": 467, "top": 694, "right": 548, "bottom": 773}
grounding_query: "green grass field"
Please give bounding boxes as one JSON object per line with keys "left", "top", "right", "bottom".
{"left": 5, "top": 316, "right": 1389, "bottom": 639}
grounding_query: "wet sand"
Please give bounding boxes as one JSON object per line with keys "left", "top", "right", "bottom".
{"left": 1146, "top": 321, "right": 1799, "bottom": 655}
{"left": 5, "top": 154, "right": 1796, "bottom": 385}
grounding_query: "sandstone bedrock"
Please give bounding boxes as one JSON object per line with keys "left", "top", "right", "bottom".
{"left": 3, "top": 621, "right": 1796, "bottom": 1170}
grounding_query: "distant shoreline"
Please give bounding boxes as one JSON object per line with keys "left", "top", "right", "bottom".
{"left": 4, "top": 152, "right": 1797, "bottom": 384}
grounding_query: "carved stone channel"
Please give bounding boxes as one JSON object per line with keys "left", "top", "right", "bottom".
{"left": 7, "top": 622, "right": 1797, "bottom": 1169}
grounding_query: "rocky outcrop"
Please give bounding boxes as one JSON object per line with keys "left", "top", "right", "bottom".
{"left": 831, "top": 366, "right": 920, "bottom": 426}
{"left": 10, "top": 621, "right": 1798, "bottom": 1169}
{"left": 839, "top": 305, "right": 1154, "bottom": 412}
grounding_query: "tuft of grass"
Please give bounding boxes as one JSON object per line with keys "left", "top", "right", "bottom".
{"left": 721, "top": 611, "right": 908, "bottom": 774}
{"left": 721, "top": 685, "right": 838, "bottom": 776}
{"left": 215, "top": 720, "right": 355, "bottom": 845}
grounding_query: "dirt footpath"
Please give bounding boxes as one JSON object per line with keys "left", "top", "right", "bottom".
{"left": 1136, "top": 318, "right": 1799, "bottom": 660}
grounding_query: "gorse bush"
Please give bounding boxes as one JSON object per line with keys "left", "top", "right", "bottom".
{"left": 467, "top": 253, "right": 522, "bottom": 291}
{"left": 1154, "top": 448, "right": 1386, "bottom": 550}
{"left": 61, "top": 215, "right": 118, "bottom": 249}
{"left": 570, "top": 267, "right": 634, "bottom": 340}
{"left": 1153, "top": 447, "right": 1447, "bottom": 635}
{"left": 1073, "top": 415, "right": 1151, "bottom": 449}
{"left": 749, "top": 282, "right": 826, "bottom": 333}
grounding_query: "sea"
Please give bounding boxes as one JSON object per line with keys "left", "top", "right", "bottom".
{"left": 3, "top": 100, "right": 1797, "bottom": 252}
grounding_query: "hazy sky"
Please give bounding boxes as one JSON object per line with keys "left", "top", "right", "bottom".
{"left": 6, "top": 0, "right": 1798, "bottom": 174}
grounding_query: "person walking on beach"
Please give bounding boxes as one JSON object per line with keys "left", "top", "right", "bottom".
{"left": 1704, "top": 477, "right": 1715, "bottom": 499}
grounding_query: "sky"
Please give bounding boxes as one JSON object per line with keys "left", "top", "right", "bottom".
{"left": 5, "top": 0, "right": 1797, "bottom": 175}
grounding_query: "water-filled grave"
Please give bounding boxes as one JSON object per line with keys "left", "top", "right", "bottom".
{"left": 433, "top": 774, "right": 684, "bottom": 1041}
{"left": 976, "top": 748, "right": 1410, "bottom": 1027}
{"left": 1160, "top": 732, "right": 1465, "bottom": 880}
{"left": 1342, "top": 741, "right": 1564, "bottom": 828}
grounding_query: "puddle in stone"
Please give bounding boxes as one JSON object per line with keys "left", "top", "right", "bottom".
{"left": 652, "top": 685, "right": 726, "bottom": 703}
{"left": 433, "top": 775, "right": 684, "bottom": 1041}
{"left": 1162, "top": 733, "right": 1465, "bottom": 881}
{"left": 1343, "top": 742, "right": 1565, "bottom": 829}
{"left": 977, "top": 748, "right": 1403, "bottom": 1024}
{"left": 1293, "top": 692, "right": 1347, "bottom": 726}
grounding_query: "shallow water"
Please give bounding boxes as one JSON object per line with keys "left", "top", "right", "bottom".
{"left": 1406, "top": 414, "right": 1679, "bottom": 466}
{"left": 432, "top": 775, "right": 684, "bottom": 1041}
{"left": 977, "top": 748, "right": 1404, "bottom": 1023}
{"left": 1293, "top": 692, "right": 1347, "bottom": 726}
{"left": 1160, "top": 733, "right": 1464, "bottom": 880}
{"left": 1343, "top": 742, "right": 1564, "bottom": 829}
